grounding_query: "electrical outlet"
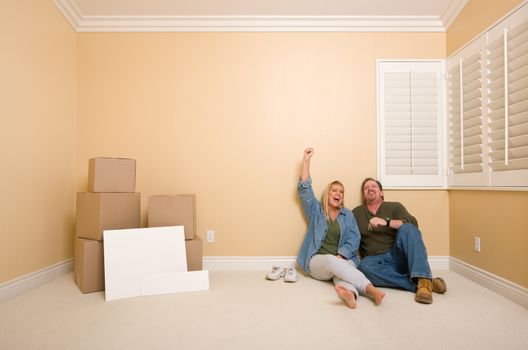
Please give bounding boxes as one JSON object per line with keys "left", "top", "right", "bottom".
{"left": 207, "top": 230, "right": 215, "bottom": 243}
{"left": 474, "top": 236, "right": 481, "bottom": 252}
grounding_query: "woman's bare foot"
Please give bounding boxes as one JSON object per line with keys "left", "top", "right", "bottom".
{"left": 366, "top": 283, "right": 385, "bottom": 305}
{"left": 335, "top": 285, "right": 357, "bottom": 309}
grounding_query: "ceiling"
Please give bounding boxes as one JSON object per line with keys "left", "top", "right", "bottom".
{"left": 53, "top": 0, "right": 469, "bottom": 32}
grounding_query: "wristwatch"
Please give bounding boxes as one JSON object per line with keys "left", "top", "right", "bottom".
{"left": 385, "top": 218, "right": 391, "bottom": 227}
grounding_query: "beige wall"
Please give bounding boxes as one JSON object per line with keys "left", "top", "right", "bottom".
{"left": 17, "top": 0, "right": 528, "bottom": 285}
{"left": 446, "top": 0, "right": 525, "bottom": 56}
{"left": 76, "top": 32, "right": 448, "bottom": 257}
{"left": 0, "top": 0, "right": 77, "bottom": 283}
{"left": 449, "top": 191, "right": 528, "bottom": 287}
{"left": 446, "top": 0, "right": 528, "bottom": 288}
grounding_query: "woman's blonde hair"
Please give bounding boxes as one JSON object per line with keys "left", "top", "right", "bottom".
{"left": 321, "top": 180, "right": 345, "bottom": 219}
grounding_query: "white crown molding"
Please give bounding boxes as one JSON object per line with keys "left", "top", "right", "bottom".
{"left": 52, "top": 0, "right": 447, "bottom": 33}
{"left": 52, "top": 0, "right": 83, "bottom": 27}
{"left": 441, "top": 0, "right": 469, "bottom": 30}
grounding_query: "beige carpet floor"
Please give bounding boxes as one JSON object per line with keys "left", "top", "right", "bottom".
{"left": 1, "top": 270, "right": 527, "bottom": 350}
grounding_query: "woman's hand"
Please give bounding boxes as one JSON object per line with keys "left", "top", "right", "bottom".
{"left": 304, "top": 147, "right": 314, "bottom": 161}
{"left": 301, "top": 147, "right": 314, "bottom": 181}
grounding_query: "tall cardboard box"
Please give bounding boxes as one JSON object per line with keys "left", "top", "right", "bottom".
{"left": 76, "top": 192, "right": 141, "bottom": 241}
{"left": 89, "top": 157, "right": 136, "bottom": 193}
{"left": 148, "top": 195, "right": 196, "bottom": 240}
{"left": 185, "top": 237, "right": 203, "bottom": 271}
{"left": 74, "top": 237, "right": 105, "bottom": 293}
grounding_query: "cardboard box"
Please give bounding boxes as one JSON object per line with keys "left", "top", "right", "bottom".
{"left": 76, "top": 192, "right": 140, "bottom": 241}
{"left": 88, "top": 157, "right": 136, "bottom": 193}
{"left": 148, "top": 195, "right": 196, "bottom": 240}
{"left": 185, "top": 237, "right": 203, "bottom": 271}
{"left": 74, "top": 237, "right": 104, "bottom": 293}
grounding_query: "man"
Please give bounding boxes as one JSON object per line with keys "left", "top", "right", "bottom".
{"left": 352, "top": 177, "right": 447, "bottom": 304}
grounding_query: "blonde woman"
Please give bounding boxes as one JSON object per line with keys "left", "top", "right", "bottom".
{"left": 296, "top": 147, "right": 384, "bottom": 308}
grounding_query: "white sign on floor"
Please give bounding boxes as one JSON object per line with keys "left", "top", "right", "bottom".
{"left": 103, "top": 226, "right": 209, "bottom": 301}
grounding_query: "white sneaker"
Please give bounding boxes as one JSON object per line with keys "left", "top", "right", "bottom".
{"left": 284, "top": 267, "right": 298, "bottom": 283}
{"left": 266, "top": 266, "right": 286, "bottom": 281}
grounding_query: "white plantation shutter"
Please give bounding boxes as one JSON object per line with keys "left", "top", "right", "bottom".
{"left": 448, "top": 2, "right": 528, "bottom": 187}
{"left": 378, "top": 61, "right": 444, "bottom": 188}
{"left": 447, "top": 40, "right": 486, "bottom": 187}
{"left": 487, "top": 31, "right": 508, "bottom": 170}
{"left": 447, "top": 61, "right": 462, "bottom": 168}
{"left": 449, "top": 50, "right": 483, "bottom": 174}
{"left": 486, "top": 8, "right": 528, "bottom": 186}
{"left": 488, "top": 17, "right": 528, "bottom": 181}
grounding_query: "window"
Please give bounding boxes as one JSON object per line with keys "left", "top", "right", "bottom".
{"left": 377, "top": 60, "right": 445, "bottom": 188}
{"left": 448, "top": 3, "right": 528, "bottom": 187}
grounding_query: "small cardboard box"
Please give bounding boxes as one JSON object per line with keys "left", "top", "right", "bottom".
{"left": 88, "top": 157, "right": 136, "bottom": 193}
{"left": 74, "top": 237, "right": 104, "bottom": 293}
{"left": 185, "top": 237, "right": 203, "bottom": 271}
{"left": 148, "top": 195, "right": 196, "bottom": 240}
{"left": 76, "top": 192, "right": 141, "bottom": 241}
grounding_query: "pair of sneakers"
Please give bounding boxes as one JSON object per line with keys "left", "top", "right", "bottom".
{"left": 266, "top": 266, "right": 298, "bottom": 282}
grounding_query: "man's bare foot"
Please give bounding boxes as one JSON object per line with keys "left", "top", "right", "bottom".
{"left": 366, "top": 283, "right": 385, "bottom": 305}
{"left": 335, "top": 285, "right": 357, "bottom": 309}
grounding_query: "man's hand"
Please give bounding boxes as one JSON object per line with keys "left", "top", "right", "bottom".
{"left": 369, "top": 217, "right": 388, "bottom": 229}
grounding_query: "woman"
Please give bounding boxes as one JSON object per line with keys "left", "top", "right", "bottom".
{"left": 296, "top": 147, "right": 384, "bottom": 308}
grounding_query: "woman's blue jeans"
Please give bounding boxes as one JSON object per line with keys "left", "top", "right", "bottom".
{"left": 358, "top": 223, "right": 432, "bottom": 292}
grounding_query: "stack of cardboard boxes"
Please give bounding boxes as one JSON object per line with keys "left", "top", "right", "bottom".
{"left": 74, "top": 157, "right": 204, "bottom": 294}
{"left": 74, "top": 158, "right": 140, "bottom": 293}
{"left": 148, "top": 195, "right": 203, "bottom": 271}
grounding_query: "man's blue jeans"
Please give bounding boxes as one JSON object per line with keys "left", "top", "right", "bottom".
{"left": 358, "top": 223, "right": 432, "bottom": 292}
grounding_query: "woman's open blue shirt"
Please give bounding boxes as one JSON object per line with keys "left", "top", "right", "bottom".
{"left": 296, "top": 177, "right": 361, "bottom": 272}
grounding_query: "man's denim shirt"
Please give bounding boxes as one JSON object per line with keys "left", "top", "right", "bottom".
{"left": 296, "top": 177, "right": 361, "bottom": 272}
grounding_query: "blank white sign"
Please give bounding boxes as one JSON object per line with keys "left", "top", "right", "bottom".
{"left": 103, "top": 226, "right": 188, "bottom": 301}
{"left": 141, "top": 271, "right": 209, "bottom": 296}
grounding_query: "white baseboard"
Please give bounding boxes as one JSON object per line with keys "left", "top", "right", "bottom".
{"left": 0, "top": 259, "right": 73, "bottom": 303}
{"left": 203, "top": 256, "right": 297, "bottom": 271}
{"left": 2, "top": 256, "right": 525, "bottom": 310}
{"left": 428, "top": 255, "right": 450, "bottom": 270}
{"left": 450, "top": 257, "right": 528, "bottom": 308}
{"left": 203, "top": 255, "right": 450, "bottom": 271}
